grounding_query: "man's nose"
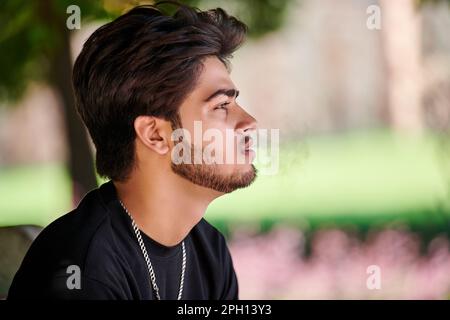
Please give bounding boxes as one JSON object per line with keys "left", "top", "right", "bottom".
{"left": 236, "top": 107, "right": 257, "bottom": 134}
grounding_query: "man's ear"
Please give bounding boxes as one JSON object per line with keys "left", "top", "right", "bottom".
{"left": 134, "top": 115, "right": 170, "bottom": 155}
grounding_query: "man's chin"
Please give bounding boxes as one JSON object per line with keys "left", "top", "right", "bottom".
{"left": 171, "top": 163, "right": 257, "bottom": 194}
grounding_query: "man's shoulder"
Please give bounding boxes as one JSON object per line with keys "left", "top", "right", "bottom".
{"left": 31, "top": 186, "right": 111, "bottom": 258}
{"left": 195, "top": 218, "right": 227, "bottom": 240}
{"left": 11, "top": 185, "right": 117, "bottom": 280}
{"left": 191, "top": 218, "right": 230, "bottom": 257}
{"left": 192, "top": 218, "right": 239, "bottom": 300}
{"left": 8, "top": 184, "right": 128, "bottom": 299}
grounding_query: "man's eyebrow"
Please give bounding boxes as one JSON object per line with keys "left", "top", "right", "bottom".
{"left": 204, "top": 88, "right": 239, "bottom": 102}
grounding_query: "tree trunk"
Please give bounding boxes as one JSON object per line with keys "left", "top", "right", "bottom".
{"left": 51, "top": 28, "right": 98, "bottom": 205}
{"left": 38, "top": 0, "right": 98, "bottom": 205}
{"left": 379, "top": 0, "right": 423, "bottom": 133}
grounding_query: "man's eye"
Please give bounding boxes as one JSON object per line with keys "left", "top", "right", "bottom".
{"left": 214, "top": 102, "right": 230, "bottom": 111}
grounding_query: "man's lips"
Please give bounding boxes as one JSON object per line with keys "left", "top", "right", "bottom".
{"left": 243, "top": 135, "right": 253, "bottom": 151}
{"left": 241, "top": 136, "right": 256, "bottom": 161}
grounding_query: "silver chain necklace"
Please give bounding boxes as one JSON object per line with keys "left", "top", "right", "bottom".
{"left": 119, "top": 200, "right": 186, "bottom": 300}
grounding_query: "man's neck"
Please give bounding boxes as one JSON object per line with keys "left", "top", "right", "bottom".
{"left": 113, "top": 167, "right": 222, "bottom": 247}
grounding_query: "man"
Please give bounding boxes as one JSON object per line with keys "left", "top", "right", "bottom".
{"left": 8, "top": 3, "right": 257, "bottom": 300}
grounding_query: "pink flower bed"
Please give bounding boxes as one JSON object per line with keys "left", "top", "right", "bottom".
{"left": 229, "top": 226, "right": 450, "bottom": 299}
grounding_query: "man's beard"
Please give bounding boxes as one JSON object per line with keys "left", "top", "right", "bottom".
{"left": 171, "top": 144, "right": 257, "bottom": 193}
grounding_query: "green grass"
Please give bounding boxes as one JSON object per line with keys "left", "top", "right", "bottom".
{"left": 1, "top": 129, "right": 449, "bottom": 230}
{"left": 205, "top": 129, "right": 449, "bottom": 226}
{"left": 0, "top": 164, "right": 71, "bottom": 226}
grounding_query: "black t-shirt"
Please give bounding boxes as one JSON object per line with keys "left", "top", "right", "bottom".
{"left": 7, "top": 181, "right": 239, "bottom": 300}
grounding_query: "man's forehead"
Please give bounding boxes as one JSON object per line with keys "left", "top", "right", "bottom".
{"left": 197, "top": 57, "right": 235, "bottom": 90}
{"left": 180, "top": 56, "right": 237, "bottom": 106}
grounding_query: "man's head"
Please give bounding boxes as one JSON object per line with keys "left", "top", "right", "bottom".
{"left": 73, "top": 3, "right": 257, "bottom": 194}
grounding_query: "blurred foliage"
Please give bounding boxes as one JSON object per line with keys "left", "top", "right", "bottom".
{"left": 99, "top": 0, "right": 294, "bottom": 38}
{"left": 0, "top": 0, "right": 111, "bottom": 102}
{"left": 418, "top": 0, "right": 450, "bottom": 5}
{"left": 195, "top": 0, "right": 294, "bottom": 38}
{"left": 0, "top": 0, "right": 293, "bottom": 103}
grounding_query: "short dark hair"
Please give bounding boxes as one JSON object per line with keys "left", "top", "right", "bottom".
{"left": 72, "top": 3, "right": 247, "bottom": 181}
